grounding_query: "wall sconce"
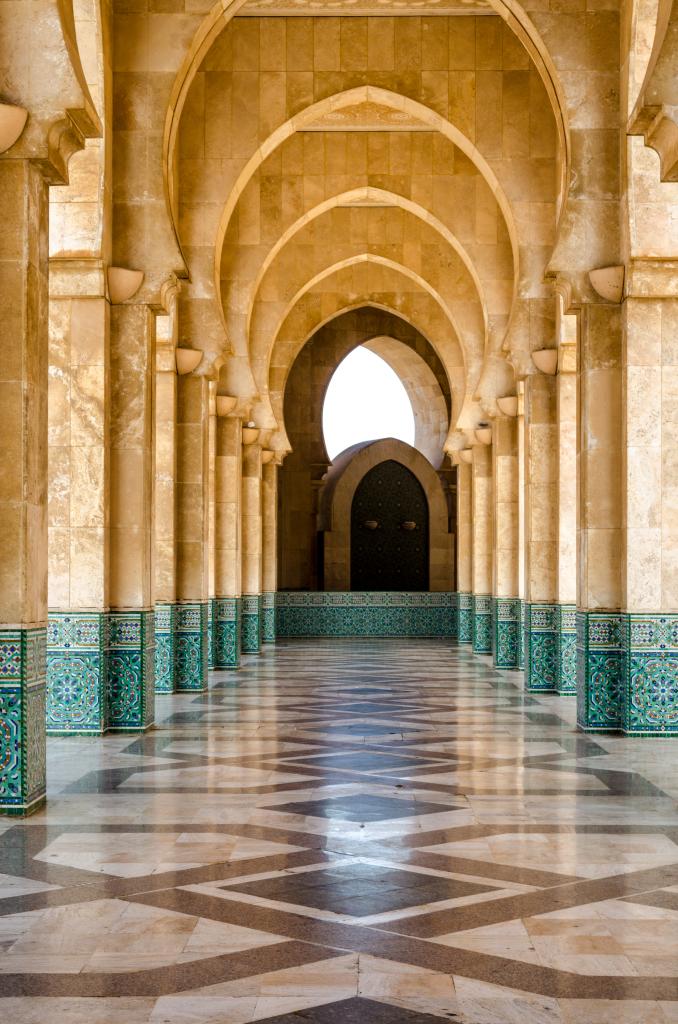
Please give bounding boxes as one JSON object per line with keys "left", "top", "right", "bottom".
{"left": 107, "top": 267, "right": 144, "bottom": 304}
{"left": 475, "top": 425, "right": 492, "bottom": 445}
{"left": 176, "top": 348, "right": 203, "bottom": 375}
{"left": 215, "top": 395, "right": 237, "bottom": 416}
{"left": 242, "top": 422, "right": 260, "bottom": 445}
{"left": 497, "top": 396, "right": 518, "bottom": 417}
{"left": 0, "top": 103, "right": 28, "bottom": 154}
{"left": 459, "top": 449, "right": 473, "bottom": 464}
{"left": 531, "top": 349, "right": 558, "bottom": 375}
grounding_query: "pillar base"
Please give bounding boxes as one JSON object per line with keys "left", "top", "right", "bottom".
{"left": 0, "top": 627, "right": 46, "bottom": 816}
{"left": 242, "top": 595, "right": 262, "bottom": 654}
{"left": 457, "top": 593, "right": 473, "bottom": 643}
{"left": 472, "top": 595, "right": 492, "bottom": 654}
{"left": 154, "top": 604, "right": 176, "bottom": 694}
{"left": 108, "top": 611, "right": 155, "bottom": 733}
{"left": 576, "top": 611, "right": 622, "bottom": 732}
{"left": 622, "top": 614, "right": 678, "bottom": 735}
{"left": 556, "top": 604, "right": 577, "bottom": 695}
{"left": 175, "top": 603, "right": 208, "bottom": 692}
{"left": 517, "top": 600, "right": 525, "bottom": 670}
{"left": 262, "top": 592, "right": 276, "bottom": 643}
{"left": 46, "top": 613, "right": 107, "bottom": 734}
{"left": 214, "top": 597, "right": 241, "bottom": 669}
{"left": 208, "top": 599, "right": 215, "bottom": 670}
{"left": 525, "top": 603, "right": 558, "bottom": 692}
{"left": 492, "top": 598, "right": 519, "bottom": 669}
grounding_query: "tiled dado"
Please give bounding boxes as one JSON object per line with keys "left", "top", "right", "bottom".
{"left": 208, "top": 599, "right": 215, "bottom": 670}
{"left": 492, "top": 597, "right": 519, "bottom": 669}
{"left": 622, "top": 614, "right": 678, "bottom": 736}
{"left": 472, "top": 595, "right": 492, "bottom": 655}
{"left": 262, "top": 592, "right": 276, "bottom": 643}
{"left": 46, "top": 613, "right": 107, "bottom": 734}
{"left": 576, "top": 611, "right": 623, "bottom": 732}
{"left": 457, "top": 592, "right": 472, "bottom": 644}
{"left": 107, "top": 611, "right": 155, "bottom": 732}
{"left": 524, "top": 603, "right": 558, "bottom": 692}
{"left": 518, "top": 599, "right": 525, "bottom": 670}
{"left": 154, "top": 604, "right": 175, "bottom": 694}
{"left": 241, "top": 594, "right": 262, "bottom": 654}
{"left": 175, "top": 603, "right": 208, "bottom": 691}
{"left": 557, "top": 604, "right": 577, "bottom": 695}
{"left": 276, "top": 592, "right": 458, "bottom": 638}
{"left": 214, "top": 596, "right": 241, "bottom": 669}
{"left": 0, "top": 627, "right": 46, "bottom": 815}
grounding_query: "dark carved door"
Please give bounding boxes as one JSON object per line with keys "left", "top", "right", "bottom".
{"left": 351, "top": 460, "right": 429, "bottom": 591}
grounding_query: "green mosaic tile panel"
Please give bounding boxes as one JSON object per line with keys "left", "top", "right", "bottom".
{"left": 277, "top": 592, "right": 458, "bottom": 638}
{"left": 108, "top": 611, "right": 155, "bottom": 733}
{"left": 576, "top": 611, "right": 622, "bottom": 732}
{"left": 525, "top": 603, "right": 558, "bottom": 693}
{"left": 557, "top": 604, "right": 577, "bottom": 695}
{"left": 457, "top": 592, "right": 472, "bottom": 644}
{"left": 262, "top": 592, "right": 276, "bottom": 644}
{"left": 492, "top": 597, "right": 519, "bottom": 669}
{"left": 154, "top": 603, "right": 176, "bottom": 694}
{"left": 175, "top": 603, "right": 208, "bottom": 691}
{"left": 0, "top": 627, "right": 47, "bottom": 815}
{"left": 208, "top": 599, "right": 215, "bottom": 670}
{"left": 214, "top": 597, "right": 241, "bottom": 669}
{"left": 517, "top": 599, "right": 525, "bottom": 670}
{"left": 46, "top": 613, "right": 107, "bottom": 734}
{"left": 472, "top": 594, "right": 492, "bottom": 655}
{"left": 242, "top": 595, "right": 262, "bottom": 653}
{"left": 621, "top": 614, "right": 678, "bottom": 736}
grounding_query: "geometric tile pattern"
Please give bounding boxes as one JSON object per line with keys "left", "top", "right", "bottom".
{"left": 556, "top": 604, "right": 577, "bottom": 695}
{"left": 208, "top": 598, "right": 215, "bottom": 669}
{"left": 622, "top": 613, "right": 678, "bottom": 736}
{"left": 4, "top": 635, "right": 678, "bottom": 1020}
{"left": 517, "top": 598, "right": 525, "bottom": 669}
{"left": 107, "top": 610, "right": 155, "bottom": 732}
{"left": 276, "top": 592, "right": 458, "bottom": 638}
{"left": 457, "top": 592, "right": 472, "bottom": 644}
{"left": 154, "top": 602, "right": 176, "bottom": 694}
{"left": 46, "top": 612, "right": 107, "bottom": 734}
{"left": 492, "top": 597, "right": 519, "bottom": 669}
{"left": 242, "top": 593, "right": 262, "bottom": 653}
{"left": 576, "top": 610, "right": 623, "bottom": 732}
{"left": 214, "top": 596, "right": 241, "bottom": 669}
{"left": 0, "top": 626, "right": 46, "bottom": 815}
{"left": 262, "top": 591, "right": 276, "bottom": 644}
{"left": 525, "top": 603, "right": 558, "bottom": 692}
{"left": 175, "top": 602, "right": 208, "bottom": 692}
{"left": 472, "top": 594, "right": 492, "bottom": 655}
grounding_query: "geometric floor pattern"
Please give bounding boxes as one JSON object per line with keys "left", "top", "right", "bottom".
{"left": 3, "top": 638, "right": 678, "bottom": 1022}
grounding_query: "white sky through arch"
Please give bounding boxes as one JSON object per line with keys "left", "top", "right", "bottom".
{"left": 322, "top": 346, "right": 415, "bottom": 461}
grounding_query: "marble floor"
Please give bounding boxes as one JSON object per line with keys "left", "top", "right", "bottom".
{"left": 3, "top": 639, "right": 678, "bottom": 1023}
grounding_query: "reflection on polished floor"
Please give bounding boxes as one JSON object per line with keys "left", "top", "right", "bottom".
{"left": 3, "top": 639, "right": 678, "bottom": 1022}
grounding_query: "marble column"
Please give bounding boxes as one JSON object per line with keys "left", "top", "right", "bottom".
{"left": 517, "top": 385, "right": 526, "bottom": 670}
{"left": 47, "top": 281, "right": 110, "bottom": 734}
{"left": 576, "top": 303, "right": 623, "bottom": 730}
{"left": 241, "top": 441, "right": 264, "bottom": 654}
{"left": 153, "top": 327, "right": 178, "bottom": 694}
{"left": 207, "top": 383, "right": 217, "bottom": 669}
{"left": 492, "top": 417, "right": 520, "bottom": 669}
{"left": 261, "top": 456, "right": 279, "bottom": 644}
{"left": 471, "top": 444, "right": 493, "bottom": 654}
{"left": 108, "top": 303, "right": 155, "bottom": 732}
{"left": 455, "top": 460, "right": 473, "bottom": 643}
{"left": 0, "top": 160, "right": 48, "bottom": 813}
{"left": 524, "top": 371, "right": 559, "bottom": 692}
{"left": 175, "top": 374, "right": 210, "bottom": 691}
{"left": 556, "top": 341, "right": 577, "bottom": 694}
{"left": 214, "top": 414, "right": 242, "bottom": 668}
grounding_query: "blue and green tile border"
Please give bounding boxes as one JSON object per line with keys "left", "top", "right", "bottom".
{"left": 576, "top": 611, "right": 622, "bottom": 732}
{"left": 214, "top": 597, "right": 241, "bottom": 669}
{"left": 524, "top": 603, "right": 558, "bottom": 692}
{"left": 621, "top": 614, "right": 678, "bottom": 736}
{"left": 107, "top": 611, "right": 155, "bottom": 732}
{"left": 557, "top": 604, "right": 577, "bottom": 695}
{"left": 175, "top": 602, "right": 208, "bottom": 691}
{"left": 457, "top": 592, "right": 472, "bottom": 644}
{"left": 262, "top": 592, "right": 276, "bottom": 643}
{"left": 208, "top": 599, "right": 215, "bottom": 670}
{"left": 492, "top": 597, "right": 519, "bottom": 669}
{"left": 46, "top": 613, "right": 107, "bottom": 734}
{"left": 242, "top": 594, "right": 262, "bottom": 653}
{"left": 0, "top": 627, "right": 46, "bottom": 816}
{"left": 517, "top": 599, "right": 525, "bottom": 670}
{"left": 276, "top": 592, "right": 458, "bottom": 638}
{"left": 154, "top": 603, "right": 175, "bottom": 694}
{"left": 472, "top": 595, "right": 492, "bottom": 654}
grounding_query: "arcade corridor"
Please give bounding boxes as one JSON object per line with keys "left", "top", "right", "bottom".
{"left": 2, "top": 640, "right": 678, "bottom": 1022}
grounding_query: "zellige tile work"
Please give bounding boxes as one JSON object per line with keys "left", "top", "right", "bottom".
{"left": 276, "top": 592, "right": 457, "bottom": 638}
{"left": 4, "top": 637, "right": 678, "bottom": 1022}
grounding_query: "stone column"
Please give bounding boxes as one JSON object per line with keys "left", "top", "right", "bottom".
{"left": 471, "top": 444, "right": 493, "bottom": 654}
{"left": 492, "top": 417, "right": 520, "bottom": 669}
{"left": 0, "top": 159, "right": 49, "bottom": 813}
{"left": 153, "top": 330, "right": 177, "bottom": 693}
{"left": 524, "top": 372, "right": 559, "bottom": 692}
{"left": 207, "top": 383, "right": 217, "bottom": 669}
{"left": 241, "top": 440, "right": 264, "bottom": 654}
{"left": 517, "top": 385, "right": 526, "bottom": 669}
{"left": 261, "top": 455, "right": 279, "bottom": 644}
{"left": 455, "top": 460, "right": 473, "bottom": 643}
{"left": 576, "top": 303, "right": 623, "bottom": 730}
{"left": 47, "top": 280, "right": 110, "bottom": 734}
{"left": 556, "top": 342, "right": 577, "bottom": 694}
{"left": 214, "top": 414, "right": 242, "bottom": 668}
{"left": 175, "top": 373, "right": 210, "bottom": 691}
{"left": 108, "top": 303, "right": 155, "bottom": 732}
